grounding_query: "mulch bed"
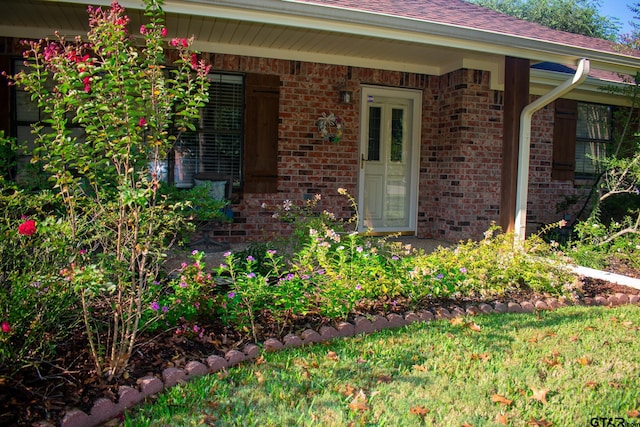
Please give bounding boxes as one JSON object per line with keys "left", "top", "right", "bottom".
{"left": 1, "top": 266, "right": 639, "bottom": 427}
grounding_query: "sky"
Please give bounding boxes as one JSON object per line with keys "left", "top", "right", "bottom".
{"left": 598, "top": 0, "right": 635, "bottom": 35}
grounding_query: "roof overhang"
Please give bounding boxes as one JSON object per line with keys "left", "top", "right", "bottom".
{"left": 2, "top": 0, "right": 638, "bottom": 104}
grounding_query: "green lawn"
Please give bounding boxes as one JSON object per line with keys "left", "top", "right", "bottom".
{"left": 125, "top": 304, "right": 640, "bottom": 426}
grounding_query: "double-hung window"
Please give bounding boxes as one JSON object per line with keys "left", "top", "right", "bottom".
{"left": 173, "top": 73, "right": 244, "bottom": 189}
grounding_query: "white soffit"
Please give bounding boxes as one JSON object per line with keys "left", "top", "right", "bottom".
{"left": 13, "top": 0, "right": 640, "bottom": 78}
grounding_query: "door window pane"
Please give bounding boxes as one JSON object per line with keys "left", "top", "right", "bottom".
{"left": 367, "top": 106, "right": 381, "bottom": 161}
{"left": 390, "top": 108, "right": 404, "bottom": 162}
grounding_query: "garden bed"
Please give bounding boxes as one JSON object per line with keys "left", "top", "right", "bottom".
{"left": 0, "top": 266, "right": 638, "bottom": 427}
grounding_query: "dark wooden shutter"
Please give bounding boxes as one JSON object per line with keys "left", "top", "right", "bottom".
{"left": 243, "top": 73, "right": 280, "bottom": 193}
{"left": 552, "top": 98, "right": 578, "bottom": 180}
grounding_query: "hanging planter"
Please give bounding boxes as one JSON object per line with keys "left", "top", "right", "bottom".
{"left": 317, "top": 112, "right": 344, "bottom": 143}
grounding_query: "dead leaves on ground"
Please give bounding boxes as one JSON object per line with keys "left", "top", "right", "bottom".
{"left": 491, "top": 394, "right": 513, "bottom": 406}
{"left": 529, "top": 387, "right": 550, "bottom": 404}
{"left": 450, "top": 317, "right": 482, "bottom": 332}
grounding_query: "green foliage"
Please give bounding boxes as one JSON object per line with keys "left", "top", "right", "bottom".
{"left": 144, "top": 250, "right": 216, "bottom": 337}
{"left": 466, "top": 0, "right": 621, "bottom": 40}
{"left": 0, "top": 188, "right": 79, "bottom": 365}
{"left": 7, "top": 0, "right": 210, "bottom": 380}
{"left": 203, "top": 193, "right": 574, "bottom": 339}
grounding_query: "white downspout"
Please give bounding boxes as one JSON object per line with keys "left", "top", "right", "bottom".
{"left": 514, "top": 58, "right": 590, "bottom": 242}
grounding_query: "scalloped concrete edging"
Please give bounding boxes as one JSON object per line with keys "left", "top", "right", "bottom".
{"left": 34, "top": 292, "right": 640, "bottom": 427}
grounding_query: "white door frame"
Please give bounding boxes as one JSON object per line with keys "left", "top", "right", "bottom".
{"left": 357, "top": 85, "right": 422, "bottom": 235}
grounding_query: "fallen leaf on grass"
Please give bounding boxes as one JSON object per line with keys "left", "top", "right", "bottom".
{"left": 530, "top": 387, "right": 550, "bottom": 404}
{"left": 468, "top": 322, "right": 482, "bottom": 332}
{"left": 327, "top": 351, "right": 339, "bottom": 361}
{"left": 541, "top": 356, "right": 561, "bottom": 367}
{"left": 255, "top": 371, "right": 264, "bottom": 384}
{"left": 460, "top": 423, "right": 474, "bottom": 427}
{"left": 409, "top": 405, "right": 429, "bottom": 417}
{"left": 342, "top": 384, "right": 357, "bottom": 397}
{"left": 628, "top": 409, "right": 640, "bottom": 418}
{"left": 349, "top": 390, "right": 369, "bottom": 412}
{"left": 584, "top": 381, "right": 598, "bottom": 389}
{"left": 495, "top": 413, "right": 509, "bottom": 425}
{"left": 471, "top": 352, "right": 491, "bottom": 362}
{"left": 569, "top": 334, "right": 580, "bottom": 342}
{"left": 491, "top": 394, "right": 513, "bottom": 406}
{"left": 450, "top": 317, "right": 465, "bottom": 326}
{"left": 608, "top": 382, "right": 620, "bottom": 389}
{"left": 577, "top": 356, "right": 591, "bottom": 366}
{"left": 527, "top": 418, "right": 552, "bottom": 426}
{"left": 413, "top": 364, "right": 429, "bottom": 373}
{"left": 449, "top": 317, "right": 482, "bottom": 332}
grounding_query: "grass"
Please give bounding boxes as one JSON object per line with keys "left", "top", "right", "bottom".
{"left": 125, "top": 304, "right": 640, "bottom": 426}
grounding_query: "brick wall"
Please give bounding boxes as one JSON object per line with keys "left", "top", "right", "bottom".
{"left": 0, "top": 40, "right": 591, "bottom": 244}
{"left": 203, "top": 53, "right": 591, "bottom": 243}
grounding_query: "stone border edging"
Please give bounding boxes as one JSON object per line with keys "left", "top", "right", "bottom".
{"left": 34, "top": 292, "right": 640, "bottom": 427}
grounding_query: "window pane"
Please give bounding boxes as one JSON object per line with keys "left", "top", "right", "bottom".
{"left": 575, "top": 103, "right": 611, "bottom": 177}
{"left": 575, "top": 140, "right": 607, "bottom": 176}
{"left": 176, "top": 73, "right": 244, "bottom": 188}
{"left": 577, "top": 104, "right": 610, "bottom": 141}
{"left": 368, "top": 106, "right": 381, "bottom": 161}
{"left": 390, "top": 108, "right": 403, "bottom": 162}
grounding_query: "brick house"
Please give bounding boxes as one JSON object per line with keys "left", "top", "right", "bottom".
{"left": 1, "top": 0, "right": 639, "bottom": 243}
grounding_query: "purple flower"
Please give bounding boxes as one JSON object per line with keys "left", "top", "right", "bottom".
{"left": 460, "top": 267, "right": 467, "bottom": 274}
{"left": 391, "top": 256, "right": 399, "bottom": 261}
{"left": 223, "top": 251, "right": 232, "bottom": 258}
{"left": 227, "top": 292, "right": 235, "bottom": 299}
{"left": 356, "top": 246, "right": 364, "bottom": 253}
{"left": 246, "top": 255, "right": 255, "bottom": 262}
{"left": 162, "top": 306, "right": 169, "bottom": 312}
{"left": 436, "top": 273, "right": 444, "bottom": 280}
{"left": 317, "top": 269, "right": 326, "bottom": 275}
{"left": 191, "top": 249, "right": 199, "bottom": 256}
{"left": 246, "top": 272, "right": 256, "bottom": 279}
{"left": 355, "top": 284, "right": 362, "bottom": 290}
{"left": 267, "top": 249, "right": 277, "bottom": 256}
{"left": 150, "top": 301, "right": 159, "bottom": 311}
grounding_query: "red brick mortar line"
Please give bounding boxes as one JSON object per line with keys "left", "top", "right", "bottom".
{"left": 34, "top": 293, "right": 640, "bottom": 427}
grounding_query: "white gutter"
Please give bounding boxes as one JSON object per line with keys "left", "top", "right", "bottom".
{"left": 514, "top": 58, "right": 590, "bottom": 242}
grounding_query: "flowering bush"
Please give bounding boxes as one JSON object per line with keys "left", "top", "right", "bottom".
{"left": 144, "top": 250, "right": 217, "bottom": 335}
{"left": 210, "top": 191, "right": 574, "bottom": 332}
{"left": 0, "top": 187, "right": 80, "bottom": 365}
{"left": 8, "top": 0, "right": 209, "bottom": 379}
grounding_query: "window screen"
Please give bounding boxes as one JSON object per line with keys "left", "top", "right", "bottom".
{"left": 174, "top": 73, "right": 244, "bottom": 188}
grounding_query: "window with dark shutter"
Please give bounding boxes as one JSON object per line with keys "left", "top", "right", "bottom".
{"left": 174, "top": 73, "right": 244, "bottom": 189}
{"left": 243, "top": 73, "right": 280, "bottom": 194}
{"left": 552, "top": 99, "right": 578, "bottom": 181}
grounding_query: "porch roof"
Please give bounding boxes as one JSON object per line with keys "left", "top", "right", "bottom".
{"left": 2, "top": 0, "right": 639, "bottom": 101}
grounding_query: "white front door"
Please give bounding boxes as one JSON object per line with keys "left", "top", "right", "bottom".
{"left": 358, "top": 86, "right": 421, "bottom": 234}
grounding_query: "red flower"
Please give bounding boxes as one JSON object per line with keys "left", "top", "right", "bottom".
{"left": 18, "top": 219, "right": 36, "bottom": 236}
{"left": 138, "top": 117, "right": 147, "bottom": 126}
{"left": 161, "top": 27, "right": 168, "bottom": 38}
{"left": 1, "top": 322, "right": 10, "bottom": 333}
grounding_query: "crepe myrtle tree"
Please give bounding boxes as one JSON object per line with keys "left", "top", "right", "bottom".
{"left": 8, "top": 0, "right": 210, "bottom": 380}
